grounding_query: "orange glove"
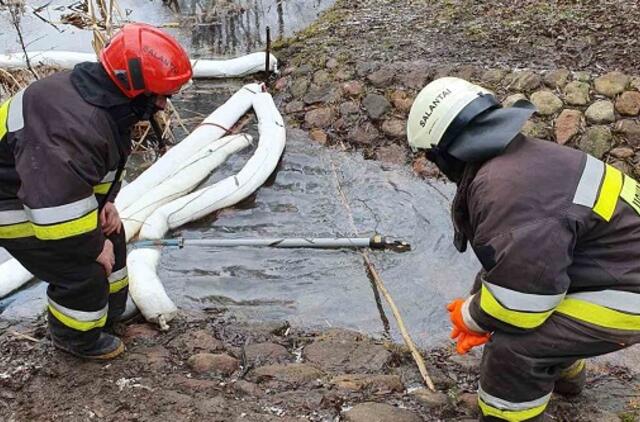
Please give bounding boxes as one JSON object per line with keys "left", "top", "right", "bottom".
{"left": 447, "top": 298, "right": 491, "bottom": 355}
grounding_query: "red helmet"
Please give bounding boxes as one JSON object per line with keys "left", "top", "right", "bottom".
{"left": 100, "top": 23, "right": 193, "bottom": 98}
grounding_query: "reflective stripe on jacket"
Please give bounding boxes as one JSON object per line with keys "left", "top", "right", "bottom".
{"left": 453, "top": 135, "right": 640, "bottom": 335}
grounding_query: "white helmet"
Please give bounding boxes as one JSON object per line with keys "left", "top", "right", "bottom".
{"left": 407, "top": 77, "right": 499, "bottom": 154}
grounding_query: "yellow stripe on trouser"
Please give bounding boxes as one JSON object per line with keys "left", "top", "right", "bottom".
{"left": 478, "top": 397, "right": 548, "bottom": 422}
{"left": 94, "top": 183, "right": 113, "bottom": 195}
{"left": 32, "top": 210, "right": 98, "bottom": 240}
{"left": 559, "top": 359, "right": 586, "bottom": 380}
{"left": 0, "top": 98, "right": 10, "bottom": 140}
{"left": 0, "top": 221, "right": 35, "bottom": 238}
{"left": 48, "top": 305, "right": 107, "bottom": 332}
{"left": 593, "top": 165, "right": 623, "bottom": 222}
{"left": 556, "top": 298, "right": 640, "bottom": 331}
{"left": 110, "top": 276, "right": 129, "bottom": 294}
{"left": 480, "top": 285, "right": 553, "bottom": 329}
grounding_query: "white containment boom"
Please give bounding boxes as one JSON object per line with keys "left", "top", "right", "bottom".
{"left": 115, "top": 83, "right": 261, "bottom": 213}
{"left": 0, "top": 51, "right": 278, "bottom": 78}
{"left": 127, "top": 91, "right": 286, "bottom": 327}
{"left": 120, "top": 133, "right": 253, "bottom": 241}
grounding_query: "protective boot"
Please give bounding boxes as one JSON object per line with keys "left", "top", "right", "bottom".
{"left": 52, "top": 332, "right": 125, "bottom": 360}
{"left": 554, "top": 359, "right": 586, "bottom": 397}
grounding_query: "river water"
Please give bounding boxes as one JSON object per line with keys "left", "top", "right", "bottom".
{"left": 0, "top": 0, "right": 334, "bottom": 56}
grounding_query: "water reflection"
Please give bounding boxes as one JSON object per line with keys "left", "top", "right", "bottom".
{"left": 185, "top": 0, "right": 334, "bottom": 56}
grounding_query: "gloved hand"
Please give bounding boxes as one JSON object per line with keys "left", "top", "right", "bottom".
{"left": 447, "top": 298, "right": 491, "bottom": 355}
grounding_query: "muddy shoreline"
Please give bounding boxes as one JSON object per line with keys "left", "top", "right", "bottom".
{"left": 1, "top": 313, "right": 638, "bottom": 421}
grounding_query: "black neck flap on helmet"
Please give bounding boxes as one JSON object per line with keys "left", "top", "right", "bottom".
{"left": 426, "top": 95, "right": 536, "bottom": 183}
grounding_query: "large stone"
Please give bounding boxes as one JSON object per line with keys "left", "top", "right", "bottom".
{"left": 249, "top": 363, "right": 324, "bottom": 386}
{"left": 293, "top": 64, "right": 313, "bottom": 76}
{"left": 458, "top": 393, "right": 479, "bottom": 417}
{"left": 594, "top": 71, "right": 629, "bottom": 97}
{"left": 574, "top": 71, "right": 591, "bottom": 82}
{"left": 356, "top": 62, "right": 379, "bottom": 77}
{"left": 347, "top": 122, "right": 380, "bottom": 145}
{"left": 303, "top": 83, "right": 340, "bottom": 105}
{"left": 554, "top": 109, "right": 584, "bottom": 145}
{"left": 412, "top": 156, "right": 440, "bottom": 178}
{"left": 330, "top": 374, "right": 403, "bottom": 394}
{"left": 285, "top": 100, "right": 305, "bottom": 114}
{"left": 544, "top": 69, "right": 570, "bottom": 89}
{"left": 530, "top": 90, "right": 563, "bottom": 115}
{"left": 234, "top": 380, "right": 263, "bottom": 397}
{"left": 391, "top": 90, "right": 414, "bottom": 113}
{"left": 244, "top": 342, "right": 290, "bottom": 365}
{"left": 481, "top": 69, "right": 507, "bottom": 87}
{"left": 290, "top": 79, "right": 309, "bottom": 99}
{"left": 313, "top": 70, "right": 331, "bottom": 85}
{"left": 304, "top": 107, "right": 335, "bottom": 128}
{"left": 342, "top": 81, "right": 364, "bottom": 97}
{"left": 564, "top": 81, "right": 590, "bottom": 106}
{"left": 169, "top": 329, "right": 224, "bottom": 354}
{"left": 343, "top": 403, "right": 421, "bottom": 422}
{"left": 521, "top": 120, "right": 549, "bottom": 139}
{"left": 610, "top": 146, "right": 635, "bottom": 159}
{"left": 124, "top": 323, "right": 159, "bottom": 341}
{"left": 615, "top": 91, "right": 640, "bottom": 116}
{"left": 303, "top": 329, "right": 391, "bottom": 373}
{"left": 585, "top": 100, "right": 615, "bottom": 124}
{"left": 187, "top": 353, "right": 239, "bottom": 376}
{"left": 375, "top": 144, "right": 407, "bottom": 165}
{"left": 614, "top": 119, "right": 640, "bottom": 146}
{"left": 400, "top": 68, "right": 431, "bottom": 90}
{"left": 381, "top": 119, "right": 407, "bottom": 138}
{"left": 309, "top": 129, "right": 328, "bottom": 144}
{"left": 362, "top": 94, "right": 391, "bottom": 120}
{"left": 339, "top": 101, "right": 361, "bottom": 116}
{"left": 630, "top": 76, "right": 640, "bottom": 91}
{"left": 411, "top": 388, "right": 449, "bottom": 408}
{"left": 502, "top": 93, "right": 528, "bottom": 108}
{"left": 509, "top": 71, "right": 541, "bottom": 92}
{"left": 335, "top": 69, "right": 355, "bottom": 81}
{"left": 579, "top": 126, "right": 612, "bottom": 159}
{"left": 367, "top": 67, "right": 396, "bottom": 88}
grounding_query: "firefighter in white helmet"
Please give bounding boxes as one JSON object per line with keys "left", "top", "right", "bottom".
{"left": 408, "top": 77, "right": 640, "bottom": 421}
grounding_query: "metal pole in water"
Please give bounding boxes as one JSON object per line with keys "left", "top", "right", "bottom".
{"left": 133, "top": 235, "right": 411, "bottom": 252}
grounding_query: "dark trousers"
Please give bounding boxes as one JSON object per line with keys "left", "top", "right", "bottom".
{"left": 478, "top": 314, "right": 640, "bottom": 421}
{"left": 7, "top": 230, "right": 128, "bottom": 349}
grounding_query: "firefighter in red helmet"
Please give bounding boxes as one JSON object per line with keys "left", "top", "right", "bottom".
{"left": 0, "top": 23, "right": 192, "bottom": 359}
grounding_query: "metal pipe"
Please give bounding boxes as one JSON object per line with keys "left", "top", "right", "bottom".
{"left": 132, "top": 235, "right": 411, "bottom": 252}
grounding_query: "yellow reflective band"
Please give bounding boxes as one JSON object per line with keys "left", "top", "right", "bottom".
{"left": 94, "top": 182, "right": 113, "bottom": 195}
{"left": 109, "top": 276, "right": 129, "bottom": 294}
{"left": 0, "top": 98, "right": 9, "bottom": 140}
{"left": 556, "top": 298, "right": 640, "bottom": 331}
{"left": 478, "top": 397, "right": 548, "bottom": 422}
{"left": 480, "top": 285, "right": 552, "bottom": 329}
{"left": 620, "top": 175, "right": 640, "bottom": 215}
{"left": 559, "top": 359, "right": 586, "bottom": 380}
{"left": 48, "top": 304, "right": 107, "bottom": 332}
{"left": 593, "top": 165, "right": 623, "bottom": 222}
{"left": 0, "top": 221, "right": 34, "bottom": 239}
{"left": 32, "top": 210, "right": 98, "bottom": 240}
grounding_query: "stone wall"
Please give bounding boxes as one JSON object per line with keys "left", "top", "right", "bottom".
{"left": 274, "top": 61, "right": 640, "bottom": 179}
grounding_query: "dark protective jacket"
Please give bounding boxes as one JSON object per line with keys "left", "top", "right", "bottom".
{"left": 453, "top": 135, "right": 640, "bottom": 337}
{"left": 0, "top": 64, "right": 132, "bottom": 258}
